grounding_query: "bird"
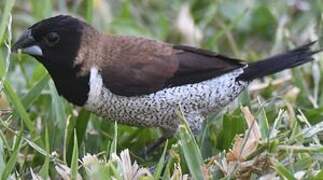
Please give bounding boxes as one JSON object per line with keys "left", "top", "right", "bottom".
{"left": 12, "top": 15, "right": 321, "bottom": 150}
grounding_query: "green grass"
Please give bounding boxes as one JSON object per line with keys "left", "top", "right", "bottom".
{"left": 1, "top": 0, "right": 323, "bottom": 179}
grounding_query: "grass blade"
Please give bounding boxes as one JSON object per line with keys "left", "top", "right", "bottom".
{"left": 75, "top": 109, "right": 90, "bottom": 147}
{"left": 273, "top": 161, "right": 296, "bottom": 180}
{"left": 84, "top": 0, "right": 93, "bottom": 23}
{"left": 3, "top": 80, "right": 35, "bottom": 136}
{"left": 312, "top": 170, "right": 323, "bottom": 180}
{"left": 39, "top": 127, "right": 50, "bottom": 179}
{"left": 21, "top": 74, "right": 49, "bottom": 108}
{"left": 64, "top": 109, "right": 89, "bottom": 164}
{"left": 259, "top": 105, "right": 270, "bottom": 140}
{"left": 0, "top": 138, "right": 5, "bottom": 177}
{"left": 178, "top": 125, "right": 204, "bottom": 180}
{"left": 0, "top": 0, "right": 15, "bottom": 45}
{"left": 9, "top": 74, "right": 49, "bottom": 123}
{"left": 30, "top": 0, "right": 52, "bottom": 19}
{"left": 71, "top": 130, "right": 79, "bottom": 180}
{"left": 154, "top": 140, "right": 168, "bottom": 179}
{"left": 177, "top": 110, "right": 204, "bottom": 180}
{"left": 64, "top": 115, "right": 74, "bottom": 164}
{"left": 110, "top": 121, "right": 118, "bottom": 155}
{"left": 49, "top": 81, "right": 66, "bottom": 128}
{"left": 24, "top": 138, "right": 50, "bottom": 157}
{"left": 1, "top": 127, "right": 23, "bottom": 180}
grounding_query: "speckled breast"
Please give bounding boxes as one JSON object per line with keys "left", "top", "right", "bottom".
{"left": 84, "top": 67, "right": 248, "bottom": 133}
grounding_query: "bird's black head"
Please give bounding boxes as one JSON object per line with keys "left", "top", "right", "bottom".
{"left": 13, "top": 15, "right": 87, "bottom": 68}
{"left": 13, "top": 15, "right": 92, "bottom": 106}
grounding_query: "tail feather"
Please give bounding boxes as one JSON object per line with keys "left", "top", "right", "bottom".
{"left": 237, "top": 41, "right": 321, "bottom": 81}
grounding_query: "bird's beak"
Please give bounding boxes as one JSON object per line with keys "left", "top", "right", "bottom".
{"left": 12, "top": 29, "right": 43, "bottom": 56}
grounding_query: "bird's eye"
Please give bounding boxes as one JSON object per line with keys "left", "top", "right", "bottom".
{"left": 44, "top": 32, "right": 60, "bottom": 46}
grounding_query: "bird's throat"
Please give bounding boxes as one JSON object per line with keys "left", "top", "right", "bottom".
{"left": 44, "top": 62, "right": 90, "bottom": 106}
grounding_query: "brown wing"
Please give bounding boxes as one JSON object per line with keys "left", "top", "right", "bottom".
{"left": 101, "top": 36, "right": 245, "bottom": 97}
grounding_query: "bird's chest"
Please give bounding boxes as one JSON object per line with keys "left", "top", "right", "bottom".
{"left": 84, "top": 68, "right": 248, "bottom": 130}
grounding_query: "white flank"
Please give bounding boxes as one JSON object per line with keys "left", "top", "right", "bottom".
{"left": 85, "top": 67, "right": 248, "bottom": 133}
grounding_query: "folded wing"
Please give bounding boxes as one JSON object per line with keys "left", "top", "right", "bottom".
{"left": 101, "top": 37, "right": 245, "bottom": 96}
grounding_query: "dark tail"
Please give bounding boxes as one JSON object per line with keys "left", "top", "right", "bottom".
{"left": 237, "top": 41, "right": 321, "bottom": 81}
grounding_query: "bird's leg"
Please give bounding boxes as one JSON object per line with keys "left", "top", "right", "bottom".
{"left": 142, "top": 112, "right": 205, "bottom": 157}
{"left": 141, "top": 128, "right": 176, "bottom": 158}
{"left": 144, "top": 136, "right": 168, "bottom": 156}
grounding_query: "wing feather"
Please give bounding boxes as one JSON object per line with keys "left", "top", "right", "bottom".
{"left": 101, "top": 37, "right": 245, "bottom": 96}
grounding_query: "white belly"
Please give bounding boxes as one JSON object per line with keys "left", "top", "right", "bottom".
{"left": 84, "top": 67, "right": 248, "bottom": 133}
